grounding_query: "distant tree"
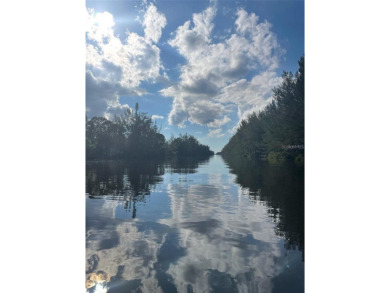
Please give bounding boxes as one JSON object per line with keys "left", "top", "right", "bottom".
{"left": 166, "top": 134, "right": 214, "bottom": 157}
{"left": 86, "top": 103, "right": 214, "bottom": 160}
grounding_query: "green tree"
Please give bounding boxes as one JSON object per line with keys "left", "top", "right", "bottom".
{"left": 222, "top": 56, "right": 304, "bottom": 161}
{"left": 86, "top": 103, "right": 166, "bottom": 159}
{"left": 166, "top": 134, "right": 214, "bottom": 157}
{"left": 86, "top": 103, "right": 214, "bottom": 160}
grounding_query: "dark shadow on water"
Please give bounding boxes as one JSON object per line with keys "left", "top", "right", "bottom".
{"left": 271, "top": 250, "right": 304, "bottom": 293}
{"left": 98, "top": 231, "right": 120, "bottom": 250}
{"left": 155, "top": 231, "right": 187, "bottom": 293}
{"left": 208, "top": 269, "right": 239, "bottom": 293}
{"left": 222, "top": 155, "right": 304, "bottom": 260}
{"left": 86, "top": 159, "right": 165, "bottom": 197}
{"left": 86, "top": 156, "right": 212, "bottom": 196}
{"left": 180, "top": 219, "right": 220, "bottom": 234}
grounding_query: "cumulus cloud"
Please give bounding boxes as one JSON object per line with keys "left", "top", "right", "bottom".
{"left": 151, "top": 115, "right": 164, "bottom": 120}
{"left": 162, "top": 4, "right": 284, "bottom": 130}
{"left": 208, "top": 128, "right": 225, "bottom": 138}
{"left": 86, "top": 70, "right": 133, "bottom": 119}
{"left": 168, "top": 3, "right": 216, "bottom": 59}
{"left": 220, "top": 70, "right": 282, "bottom": 122}
{"left": 86, "top": 6, "right": 167, "bottom": 118}
{"left": 207, "top": 115, "right": 230, "bottom": 128}
{"left": 143, "top": 5, "right": 167, "bottom": 43}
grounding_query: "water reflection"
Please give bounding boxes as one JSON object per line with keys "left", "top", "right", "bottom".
{"left": 86, "top": 159, "right": 165, "bottom": 219}
{"left": 164, "top": 156, "right": 211, "bottom": 174}
{"left": 86, "top": 159, "right": 165, "bottom": 196}
{"left": 160, "top": 183, "right": 285, "bottom": 292}
{"left": 223, "top": 156, "right": 304, "bottom": 257}
{"left": 86, "top": 156, "right": 303, "bottom": 292}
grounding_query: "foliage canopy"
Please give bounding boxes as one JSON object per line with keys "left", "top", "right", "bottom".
{"left": 221, "top": 56, "right": 304, "bottom": 161}
{"left": 86, "top": 106, "right": 213, "bottom": 160}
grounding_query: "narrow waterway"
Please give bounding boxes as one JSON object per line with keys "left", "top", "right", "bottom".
{"left": 86, "top": 155, "right": 304, "bottom": 293}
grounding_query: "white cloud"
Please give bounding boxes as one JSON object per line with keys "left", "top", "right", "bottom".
{"left": 151, "top": 115, "right": 164, "bottom": 120}
{"left": 162, "top": 4, "right": 284, "bottom": 131}
{"left": 207, "top": 115, "right": 231, "bottom": 128}
{"left": 219, "top": 70, "right": 282, "bottom": 122}
{"left": 86, "top": 6, "right": 167, "bottom": 118}
{"left": 86, "top": 10, "right": 115, "bottom": 44}
{"left": 143, "top": 5, "right": 167, "bottom": 43}
{"left": 86, "top": 70, "right": 133, "bottom": 119}
{"left": 168, "top": 3, "right": 216, "bottom": 59}
{"left": 235, "top": 9, "right": 282, "bottom": 70}
{"left": 208, "top": 128, "right": 225, "bottom": 138}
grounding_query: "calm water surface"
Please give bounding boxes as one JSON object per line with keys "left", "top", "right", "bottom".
{"left": 86, "top": 155, "right": 304, "bottom": 293}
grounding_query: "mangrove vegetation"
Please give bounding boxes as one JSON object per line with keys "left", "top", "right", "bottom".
{"left": 86, "top": 103, "right": 213, "bottom": 160}
{"left": 221, "top": 57, "right": 304, "bottom": 163}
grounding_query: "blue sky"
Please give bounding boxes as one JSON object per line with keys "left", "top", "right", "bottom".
{"left": 85, "top": 0, "right": 304, "bottom": 152}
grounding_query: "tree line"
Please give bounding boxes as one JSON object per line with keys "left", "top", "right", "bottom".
{"left": 86, "top": 103, "right": 213, "bottom": 160}
{"left": 221, "top": 57, "right": 304, "bottom": 163}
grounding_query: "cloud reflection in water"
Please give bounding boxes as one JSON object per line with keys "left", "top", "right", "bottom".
{"left": 86, "top": 156, "right": 302, "bottom": 292}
